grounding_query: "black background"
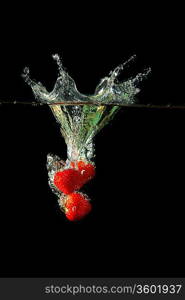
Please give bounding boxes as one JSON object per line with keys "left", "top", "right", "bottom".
{"left": 0, "top": 3, "right": 184, "bottom": 277}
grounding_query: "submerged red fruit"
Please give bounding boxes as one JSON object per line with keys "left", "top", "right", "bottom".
{"left": 70, "top": 160, "right": 95, "bottom": 184}
{"left": 54, "top": 169, "right": 84, "bottom": 194}
{"left": 54, "top": 161, "right": 95, "bottom": 200}
{"left": 78, "top": 161, "right": 95, "bottom": 183}
{"left": 64, "top": 192, "right": 92, "bottom": 221}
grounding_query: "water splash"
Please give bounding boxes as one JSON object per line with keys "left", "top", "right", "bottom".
{"left": 23, "top": 54, "right": 150, "bottom": 162}
{"left": 23, "top": 54, "right": 150, "bottom": 220}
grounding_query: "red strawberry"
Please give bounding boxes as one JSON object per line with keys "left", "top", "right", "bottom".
{"left": 53, "top": 169, "right": 84, "bottom": 194}
{"left": 64, "top": 192, "right": 92, "bottom": 221}
{"left": 78, "top": 161, "right": 95, "bottom": 183}
{"left": 70, "top": 160, "right": 96, "bottom": 184}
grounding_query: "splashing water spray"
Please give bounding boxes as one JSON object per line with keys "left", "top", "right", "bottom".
{"left": 22, "top": 54, "right": 151, "bottom": 221}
